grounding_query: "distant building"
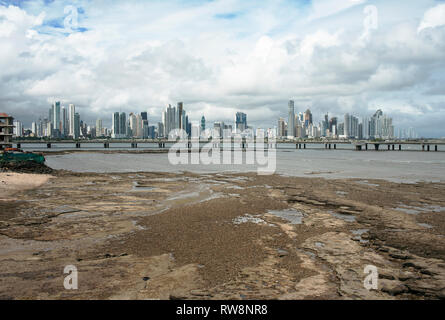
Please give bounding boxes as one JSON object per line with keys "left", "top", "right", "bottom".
{"left": 0, "top": 113, "right": 14, "bottom": 150}
{"left": 96, "top": 119, "right": 103, "bottom": 137}
{"left": 73, "top": 113, "right": 80, "bottom": 140}
{"left": 277, "top": 118, "right": 286, "bottom": 138}
{"left": 69, "top": 104, "right": 75, "bottom": 137}
{"left": 288, "top": 100, "right": 295, "bottom": 138}
{"left": 13, "top": 120, "right": 23, "bottom": 137}
{"left": 201, "top": 116, "right": 206, "bottom": 132}
{"left": 235, "top": 112, "right": 247, "bottom": 133}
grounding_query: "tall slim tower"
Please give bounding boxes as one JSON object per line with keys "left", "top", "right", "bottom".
{"left": 69, "top": 104, "right": 75, "bottom": 137}
{"left": 288, "top": 100, "right": 295, "bottom": 138}
{"left": 53, "top": 101, "right": 61, "bottom": 131}
{"left": 177, "top": 102, "right": 183, "bottom": 130}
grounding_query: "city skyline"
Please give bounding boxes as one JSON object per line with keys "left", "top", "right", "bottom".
{"left": 10, "top": 99, "right": 419, "bottom": 141}
{"left": 1, "top": 1, "right": 445, "bottom": 137}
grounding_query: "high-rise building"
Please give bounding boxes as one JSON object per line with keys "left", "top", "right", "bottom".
{"left": 288, "top": 100, "right": 295, "bottom": 138}
{"left": 73, "top": 113, "right": 80, "bottom": 139}
{"left": 13, "top": 120, "right": 23, "bottom": 137}
{"left": 163, "top": 104, "right": 176, "bottom": 137}
{"left": 53, "top": 101, "right": 61, "bottom": 132}
{"left": 69, "top": 104, "right": 75, "bottom": 137}
{"left": 119, "top": 112, "right": 127, "bottom": 138}
{"left": 112, "top": 112, "right": 120, "bottom": 138}
{"left": 96, "top": 119, "right": 103, "bottom": 137}
{"left": 304, "top": 109, "right": 312, "bottom": 128}
{"left": 141, "top": 112, "right": 148, "bottom": 121}
{"left": 278, "top": 118, "right": 286, "bottom": 138}
{"left": 235, "top": 112, "right": 247, "bottom": 133}
{"left": 177, "top": 102, "right": 184, "bottom": 130}
{"left": 157, "top": 122, "right": 164, "bottom": 138}
{"left": 201, "top": 116, "right": 206, "bottom": 132}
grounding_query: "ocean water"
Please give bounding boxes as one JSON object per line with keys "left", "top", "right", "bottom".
{"left": 45, "top": 149, "right": 445, "bottom": 183}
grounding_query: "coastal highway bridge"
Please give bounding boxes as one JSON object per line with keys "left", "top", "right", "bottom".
{"left": 11, "top": 139, "right": 445, "bottom": 152}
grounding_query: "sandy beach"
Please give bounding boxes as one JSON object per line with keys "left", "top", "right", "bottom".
{"left": 0, "top": 170, "right": 444, "bottom": 300}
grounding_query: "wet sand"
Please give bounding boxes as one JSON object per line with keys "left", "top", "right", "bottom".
{"left": 0, "top": 171, "right": 444, "bottom": 300}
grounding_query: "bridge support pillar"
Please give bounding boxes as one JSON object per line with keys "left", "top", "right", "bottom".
{"left": 427, "top": 145, "right": 430, "bottom": 152}
{"left": 435, "top": 145, "right": 438, "bottom": 152}
{"left": 374, "top": 144, "right": 379, "bottom": 151}
{"left": 47, "top": 143, "right": 51, "bottom": 149}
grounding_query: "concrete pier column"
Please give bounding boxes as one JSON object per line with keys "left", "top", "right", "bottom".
{"left": 435, "top": 145, "right": 438, "bottom": 152}
{"left": 374, "top": 144, "right": 379, "bottom": 151}
{"left": 47, "top": 143, "right": 51, "bottom": 149}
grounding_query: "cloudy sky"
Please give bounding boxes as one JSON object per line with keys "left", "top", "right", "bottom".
{"left": 1, "top": 0, "right": 445, "bottom": 137}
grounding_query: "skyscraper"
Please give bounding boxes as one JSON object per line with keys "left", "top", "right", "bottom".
{"left": 288, "top": 100, "right": 295, "bottom": 138}
{"left": 53, "top": 101, "right": 61, "bottom": 132}
{"left": 163, "top": 104, "right": 176, "bottom": 137}
{"left": 278, "top": 118, "right": 286, "bottom": 138}
{"left": 119, "top": 112, "right": 127, "bottom": 138}
{"left": 96, "top": 119, "right": 103, "bottom": 137}
{"left": 235, "top": 112, "right": 247, "bottom": 133}
{"left": 69, "top": 104, "right": 75, "bottom": 137}
{"left": 304, "top": 109, "right": 312, "bottom": 128}
{"left": 177, "top": 102, "right": 183, "bottom": 130}
{"left": 201, "top": 116, "right": 206, "bottom": 132}
{"left": 73, "top": 113, "right": 80, "bottom": 139}
{"left": 112, "top": 112, "right": 120, "bottom": 138}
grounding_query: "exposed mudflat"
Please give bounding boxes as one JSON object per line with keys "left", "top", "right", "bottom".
{"left": 0, "top": 171, "right": 444, "bottom": 300}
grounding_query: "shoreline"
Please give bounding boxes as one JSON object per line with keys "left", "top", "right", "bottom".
{"left": 0, "top": 170, "right": 444, "bottom": 299}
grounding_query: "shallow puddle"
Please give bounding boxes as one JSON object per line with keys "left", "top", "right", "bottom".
{"left": 267, "top": 209, "right": 305, "bottom": 225}
{"left": 329, "top": 210, "right": 356, "bottom": 222}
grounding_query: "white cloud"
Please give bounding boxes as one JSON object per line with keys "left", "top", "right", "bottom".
{"left": 0, "top": 1, "right": 445, "bottom": 137}
{"left": 418, "top": 4, "right": 445, "bottom": 33}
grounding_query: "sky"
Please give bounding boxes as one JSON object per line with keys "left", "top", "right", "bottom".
{"left": 1, "top": 0, "right": 445, "bottom": 137}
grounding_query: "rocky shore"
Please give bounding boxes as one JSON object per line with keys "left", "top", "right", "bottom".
{"left": 0, "top": 170, "right": 444, "bottom": 300}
